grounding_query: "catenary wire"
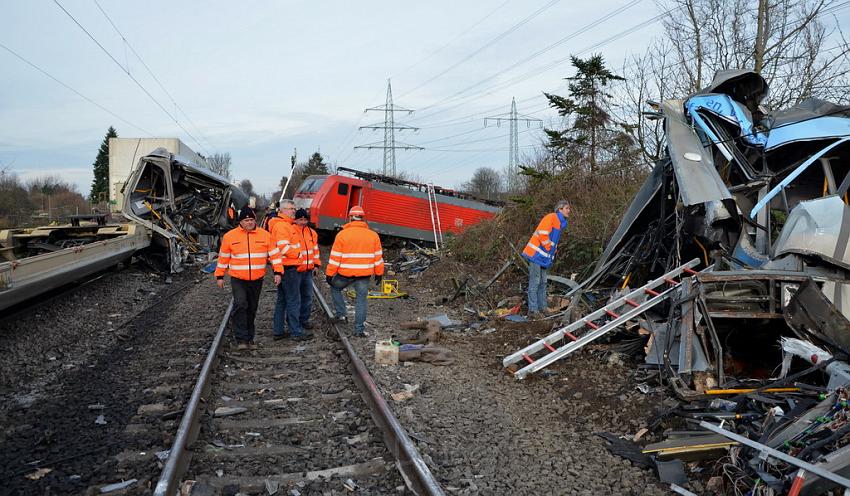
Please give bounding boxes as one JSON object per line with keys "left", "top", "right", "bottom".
{"left": 53, "top": 0, "right": 209, "bottom": 156}
{"left": 0, "top": 40, "right": 154, "bottom": 136}
{"left": 92, "top": 0, "right": 217, "bottom": 154}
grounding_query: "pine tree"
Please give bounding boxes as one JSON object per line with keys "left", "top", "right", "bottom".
{"left": 544, "top": 55, "right": 624, "bottom": 174}
{"left": 90, "top": 126, "right": 117, "bottom": 202}
{"left": 303, "top": 152, "right": 328, "bottom": 175}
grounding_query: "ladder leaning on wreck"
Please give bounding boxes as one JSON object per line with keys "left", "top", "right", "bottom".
{"left": 503, "top": 258, "right": 703, "bottom": 379}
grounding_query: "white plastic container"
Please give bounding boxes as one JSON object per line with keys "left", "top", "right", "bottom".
{"left": 374, "top": 340, "right": 398, "bottom": 365}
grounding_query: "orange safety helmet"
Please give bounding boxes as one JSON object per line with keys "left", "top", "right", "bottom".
{"left": 348, "top": 205, "right": 365, "bottom": 218}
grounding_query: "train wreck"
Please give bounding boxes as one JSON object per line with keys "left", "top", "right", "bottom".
{"left": 120, "top": 148, "right": 248, "bottom": 273}
{"left": 0, "top": 148, "right": 245, "bottom": 312}
{"left": 505, "top": 71, "right": 850, "bottom": 493}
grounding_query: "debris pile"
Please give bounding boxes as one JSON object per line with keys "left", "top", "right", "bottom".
{"left": 501, "top": 70, "right": 850, "bottom": 494}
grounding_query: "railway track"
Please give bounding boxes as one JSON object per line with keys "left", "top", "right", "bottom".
{"left": 153, "top": 282, "right": 443, "bottom": 495}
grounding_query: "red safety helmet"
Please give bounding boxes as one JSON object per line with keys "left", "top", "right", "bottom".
{"left": 348, "top": 205, "right": 365, "bottom": 218}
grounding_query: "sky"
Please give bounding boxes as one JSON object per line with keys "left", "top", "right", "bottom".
{"left": 1, "top": 0, "right": 846, "bottom": 198}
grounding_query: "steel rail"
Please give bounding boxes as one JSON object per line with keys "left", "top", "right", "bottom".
{"left": 153, "top": 298, "right": 233, "bottom": 496}
{"left": 311, "top": 282, "right": 445, "bottom": 496}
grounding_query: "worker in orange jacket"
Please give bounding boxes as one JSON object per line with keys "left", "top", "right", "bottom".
{"left": 271, "top": 199, "right": 310, "bottom": 340}
{"left": 215, "top": 206, "right": 282, "bottom": 349}
{"left": 294, "top": 208, "right": 321, "bottom": 330}
{"left": 325, "top": 205, "right": 383, "bottom": 337}
{"left": 522, "top": 199, "right": 570, "bottom": 319}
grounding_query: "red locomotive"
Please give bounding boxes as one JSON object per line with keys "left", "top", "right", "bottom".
{"left": 293, "top": 167, "right": 502, "bottom": 244}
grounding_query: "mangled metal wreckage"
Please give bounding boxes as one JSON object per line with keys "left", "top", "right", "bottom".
{"left": 0, "top": 149, "right": 245, "bottom": 312}
{"left": 581, "top": 70, "right": 850, "bottom": 382}
{"left": 121, "top": 148, "right": 248, "bottom": 273}
{"left": 505, "top": 70, "right": 850, "bottom": 493}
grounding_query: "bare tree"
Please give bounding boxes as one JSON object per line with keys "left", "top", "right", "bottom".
{"left": 616, "top": 0, "right": 850, "bottom": 166}
{"left": 207, "top": 152, "right": 232, "bottom": 179}
{"left": 239, "top": 179, "right": 255, "bottom": 198}
{"left": 462, "top": 167, "right": 503, "bottom": 200}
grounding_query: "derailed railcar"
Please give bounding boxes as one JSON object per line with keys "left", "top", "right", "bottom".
{"left": 121, "top": 148, "right": 248, "bottom": 272}
{"left": 293, "top": 167, "right": 501, "bottom": 243}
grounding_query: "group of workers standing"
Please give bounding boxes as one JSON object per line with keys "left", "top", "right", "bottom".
{"left": 214, "top": 200, "right": 383, "bottom": 349}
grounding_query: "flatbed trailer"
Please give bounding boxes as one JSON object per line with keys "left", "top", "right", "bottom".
{"left": 0, "top": 222, "right": 151, "bottom": 312}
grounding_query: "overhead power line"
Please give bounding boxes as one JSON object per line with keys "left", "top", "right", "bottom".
{"left": 0, "top": 40, "right": 153, "bottom": 136}
{"left": 92, "top": 0, "right": 216, "bottom": 153}
{"left": 410, "top": 0, "right": 645, "bottom": 118}
{"left": 399, "top": 0, "right": 564, "bottom": 99}
{"left": 52, "top": 0, "right": 210, "bottom": 155}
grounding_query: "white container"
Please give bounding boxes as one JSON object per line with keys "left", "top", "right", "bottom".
{"left": 375, "top": 340, "right": 398, "bottom": 365}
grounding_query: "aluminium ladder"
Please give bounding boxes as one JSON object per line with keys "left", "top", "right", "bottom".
{"left": 503, "top": 258, "right": 702, "bottom": 379}
{"left": 426, "top": 184, "right": 444, "bottom": 249}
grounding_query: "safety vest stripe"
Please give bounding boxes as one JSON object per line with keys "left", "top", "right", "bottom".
{"left": 217, "top": 263, "right": 229, "bottom": 269}
{"left": 218, "top": 252, "right": 230, "bottom": 258}
{"left": 333, "top": 252, "right": 376, "bottom": 259}
{"left": 230, "top": 264, "right": 269, "bottom": 270}
{"left": 526, "top": 243, "right": 551, "bottom": 258}
{"left": 338, "top": 262, "right": 378, "bottom": 269}
{"left": 268, "top": 248, "right": 280, "bottom": 256}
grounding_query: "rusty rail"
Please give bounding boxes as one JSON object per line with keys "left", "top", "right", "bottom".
{"left": 312, "top": 282, "right": 444, "bottom": 496}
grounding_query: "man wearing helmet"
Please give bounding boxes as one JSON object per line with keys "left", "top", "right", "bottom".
{"left": 325, "top": 205, "right": 384, "bottom": 337}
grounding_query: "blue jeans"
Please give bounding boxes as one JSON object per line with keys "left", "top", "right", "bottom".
{"left": 527, "top": 263, "right": 548, "bottom": 313}
{"left": 273, "top": 268, "right": 305, "bottom": 336}
{"left": 298, "top": 270, "right": 313, "bottom": 326}
{"left": 330, "top": 275, "right": 370, "bottom": 335}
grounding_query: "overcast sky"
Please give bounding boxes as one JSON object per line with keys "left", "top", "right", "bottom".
{"left": 2, "top": 1, "right": 846, "bottom": 197}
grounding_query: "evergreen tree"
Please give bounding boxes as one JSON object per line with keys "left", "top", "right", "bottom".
{"left": 303, "top": 152, "right": 328, "bottom": 175}
{"left": 544, "top": 55, "right": 624, "bottom": 174}
{"left": 90, "top": 126, "right": 117, "bottom": 202}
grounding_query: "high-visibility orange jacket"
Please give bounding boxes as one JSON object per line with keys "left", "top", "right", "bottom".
{"left": 522, "top": 211, "right": 568, "bottom": 269}
{"left": 271, "top": 215, "right": 302, "bottom": 267}
{"left": 296, "top": 225, "right": 322, "bottom": 272}
{"left": 325, "top": 221, "right": 384, "bottom": 278}
{"left": 266, "top": 214, "right": 282, "bottom": 234}
{"left": 215, "top": 226, "right": 282, "bottom": 280}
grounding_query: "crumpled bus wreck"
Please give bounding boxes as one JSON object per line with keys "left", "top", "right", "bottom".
{"left": 571, "top": 70, "right": 850, "bottom": 389}
{"left": 120, "top": 148, "right": 248, "bottom": 273}
{"left": 538, "top": 70, "right": 850, "bottom": 494}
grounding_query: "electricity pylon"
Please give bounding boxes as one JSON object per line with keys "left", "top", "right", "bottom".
{"left": 355, "top": 80, "right": 422, "bottom": 176}
{"left": 484, "top": 97, "right": 542, "bottom": 169}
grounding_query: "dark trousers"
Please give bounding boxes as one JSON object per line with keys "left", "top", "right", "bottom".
{"left": 282, "top": 267, "right": 305, "bottom": 336}
{"left": 231, "top": 278, "right": 263, "bottom": 343}
{"left": 298, "top": 270, "right": 314, "bottom": 325}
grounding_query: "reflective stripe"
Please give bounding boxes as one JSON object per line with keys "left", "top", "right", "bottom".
{"left": 328, "top": 259, "right": 341, "bottom": 266}
{"left": 537, "top": 230, "right": 550, "bottom": 235}
{"left": 330, "top": 250, "right": 344, "bottom": 257}
{"left": 374, "top": 258, "right": 384, "bottom": 265}
{"left": 270, "top": 258, "right": 282, "bottom": 265}
{"left": 339, "top": 262, "right": 377, "bottom": 269}
{"left": 216, "top": 263, "right": 229, "bottom": 268}
{"left": 230, "top": 252, "right": 252, "bottom": 259}
{"left": 526, "top": 243, "right": 551, "bottom": 258}
{"left": 218, "top": 252, "right": 229, "bottom": 258}
{"left": 230, "top": 264, "right": 269, "bottom": 270}
{"left": 374, "top": 250, "right": 383, "bottom": 256}
{"left": 541, "top": 240, "right": 553, "bottom": 247}
{"left": 268, "top": 248, "right": 280, "bottom": 256}
{"left": 336, "top": 252, "right": 376, "bottom": 258}
{"left": 277, "top": 240, "right": 290, "bottom": 246}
